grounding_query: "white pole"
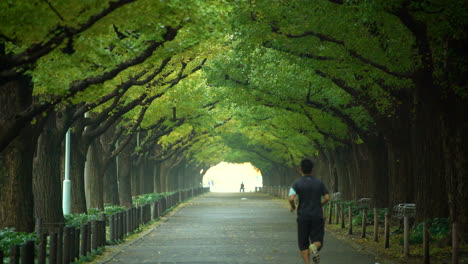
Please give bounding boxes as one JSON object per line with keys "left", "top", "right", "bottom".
{"left": 63, "top": 129, "right": 71, "bottom": 215}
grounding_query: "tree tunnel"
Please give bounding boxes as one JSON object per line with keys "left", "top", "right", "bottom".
{"left": 0, "top": 0, "right": 466, "bottom": 243}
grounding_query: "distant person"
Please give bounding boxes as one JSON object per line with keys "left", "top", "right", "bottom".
{"left": 289, "top": 159, "right": 330, "bottom": 264}
{"left": 240, "top": 182, "right": 245, "bottom": 192}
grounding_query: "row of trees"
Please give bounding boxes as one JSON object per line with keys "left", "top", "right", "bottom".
{"left": 1, "top": 0, "right": 466, "bottom": 244}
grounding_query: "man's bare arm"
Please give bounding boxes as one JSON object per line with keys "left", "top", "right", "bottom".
{"left": 289, "top": 194, "right": 296, "bottom": 212}
{"left": 322, "top": 193, "right": 330, "bottom": 206}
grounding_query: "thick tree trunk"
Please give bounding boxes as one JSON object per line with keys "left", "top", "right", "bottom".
{"left": 70, "top": 126, "right": 88, "bottom": 213}
{"left": 86, "top": 139, "right": 104, "bottom": 210}
{"left": 153, "top": 162, "right": 161, "bottom": 193}
{"left": 103, "top": 157, "right": 120, "bottom": 205}
{"left": 386, "top": 135, "right": 414, "bottom": 206}
{"left": 33, "top": 113, "right": 65, "bottom": 229}
{"left": 131, "top": 161, "right": 140, "bottom": 195}
{"left": 118, "top": 144, "right": 133, "bottom": 207}
{"left": 0, "top": 77, "right": 36, "bottom": 232}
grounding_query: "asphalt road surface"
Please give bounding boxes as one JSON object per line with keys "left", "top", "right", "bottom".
{"left": 101, "top": 192, "right": 382, "bottom": 264}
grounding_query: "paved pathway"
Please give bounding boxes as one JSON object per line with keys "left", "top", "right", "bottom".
{"left": 102, "top": 192, "right": 382, "bottom": 264}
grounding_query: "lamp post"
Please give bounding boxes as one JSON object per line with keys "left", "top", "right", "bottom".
{"left": 63, "top": 129, "right": 71, "bottom": 215}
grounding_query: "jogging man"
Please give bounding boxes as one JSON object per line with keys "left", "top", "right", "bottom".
{"left": 289, "top": 159, "right": 330, "bottom": 264}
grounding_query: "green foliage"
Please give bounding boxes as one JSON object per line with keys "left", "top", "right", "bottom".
{"left": 0, "top": 228, "right": 37, "bottom": 253}
{"left": 65, "top": 205, "right": 126, "bottom": 227}
{"left": 133, "top": 192, "right": 171, "bottom": 206}
{"left": 408, "top": 218, "right": 450, "bottom": 245}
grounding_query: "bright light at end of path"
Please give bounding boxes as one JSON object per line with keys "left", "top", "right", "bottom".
{"left": 203, "top": 162, "right": 263, "bottom": 192}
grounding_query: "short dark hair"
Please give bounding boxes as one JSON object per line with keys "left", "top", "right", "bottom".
{"left": 300, "top": 158, "right": 314, "bottom": 174}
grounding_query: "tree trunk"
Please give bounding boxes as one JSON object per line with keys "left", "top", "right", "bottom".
{"left": 86, "top": 139, "right": 104, "bottom": 210}
{"left": 103, "top": 157, "right": 120, "bottom": 205}
{"left": 0, "top": 77, "right": 36, "bottom": 232}
{"left": 33, "top": 113, "right": 65, "bottom": 228}
{"left": 118, "top": 143, "right": 133, "bottom": 207}
{"left": 153, "top": 162, "right": 161, "bottom": 193}
{"left": 70, "top": 124, "right": 88, "bottom": 213}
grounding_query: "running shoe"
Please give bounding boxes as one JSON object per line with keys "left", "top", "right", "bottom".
{"left": 309, "top": 244, "right": 320, "bottom": 263}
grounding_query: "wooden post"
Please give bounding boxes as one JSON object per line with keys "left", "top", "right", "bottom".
{"left": 384, "top": 212, "right": 390, "bottom": 248}
{"left": 361, "top": 208, "right": 367, "bottom": 238}
{"left": 348, "top": 205, "right": 353, "bottom": 235}
{"left": 9, "top": 245, "right": 20, "bottom": 264}
{"left": 86, "top": 222, "right": 91, "bottom": 254}
{"left": 452, "top": 222, "right": 459, "bottom": 264}
{"left": 328, "top": 201, "right": 333, "bottom": 224}
{"left": 49, "top": 233, "right": 58, "bottom": 264}
{"left": 81, "top": 224, "right": 88, "bottom": 257}
{"left": 92, "top": 221, "right": 98, "bottom": 250}
{"left": 57, "top": 227, "right": 63, "bottom": 264}
{"left": 119, "top": 212, "right": 124, "bottom": 240}
{"left": 423, "top": 221, "right": 430, "bottom": 264}
{"left": 373, "top": 208, "right": 379, "bottom": 242}
{"left": 123, "top": 211, "right": 127, "bottom": 237}
{"left": 404, "top": 216, "right": 410, "bottom": 257}
{"left": 127, "top": 209, "right": 132, "bottom": 234}
{"left": 38, "top": 232, "right": 47, "bottom": 264}
{"left": 75, "top": 228, "right": 80, "bottom": 260}
{"left": 153, "top": 201, "right": 159, "bottom": 219}
{"left": 63, "top": 226, "right": 71, "bottom": 264}
{"left": 340, "top": 203, "right": 345, "bottom": 229}
{"left": 110, "top": 214, "right": 115, "bottom": 241}
{"left": 69, "top": 227, "right": 75, "bottom": 263}
{"left": 335, "top": 202, "right": 339, "bottom": 224}
{"left": 21, "top": 240, "right": 35, "bottom": 264}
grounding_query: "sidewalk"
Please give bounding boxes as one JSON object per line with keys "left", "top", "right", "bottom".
{"left": 95, "top": 192, "right": 383, "bottom": 264}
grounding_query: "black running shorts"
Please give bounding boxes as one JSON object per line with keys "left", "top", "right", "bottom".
{"left": 297, "top": 218, "right": 324, "bottom": 251}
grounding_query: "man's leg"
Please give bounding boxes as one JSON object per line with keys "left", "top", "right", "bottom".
{"left": 300, "top": 250, "right": 310, "bottom": 264}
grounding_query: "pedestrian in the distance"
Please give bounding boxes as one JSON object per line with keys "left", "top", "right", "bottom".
{"left": 240, "top": 182, "right": 245, "bottom": 192}
{"left": 289, "top": 158, "right": 330, "bottom": 264}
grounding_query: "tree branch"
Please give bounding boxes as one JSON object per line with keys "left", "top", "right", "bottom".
{"left": 2, "top": 0, "right": 137, "bottom": 73}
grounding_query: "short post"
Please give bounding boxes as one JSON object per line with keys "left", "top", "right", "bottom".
{"left": 81, "top": 223, "right": 88, "bottom": 257}
{"left": 100, "top": 213, "right": 107, "bottom": 246}
{"left": 373, "top": 207, "right": 379, "bottom": 242}
{"left": 328, "top": 201, "right": 333, "bottom": 224}
{"left": 92, "top": 220, "right": 98, "bottom": 250}
{"left": 0, "top": 250, "right": 3, "bottom": 264}
{"left": 75, "top": 228, "right": 80, "bottom": 260}
{"left": 49, "top": 233, "right": 58, "bottom": 264}
{"left": 393, "top": 203, "right": 416, "bottom": 257}
{"left": 358, "top": 198, "right": 371, "bottom": 239}
{"left": 86, "top": 222, "right": 92, "bottom": 254}
{"left": 384, "top": 211, "right": 390, "bottom": 248}
{"left": 362, "top": 208, "right": 368, "bottom": 238}
{"left": 123, "top": 211, "right": 127, "bottom": 237}
{"left": 119, "top": 212, "right": 124, "bottom": 239}
{"left": 9, "top": 245, "right": 20, "bottom": 264}
{"left": 348, "top": 204, "right": 353, "bottom": 235}
{"left": 57, "top": 226, "right": 63, "bottom": 264}
{"left": 127, "top": 209, "right": 132, "bottom": 233}
{"left": 404, "top": 216, "right": 410, "bottom": 257}
{"left": 153, "top": 201, "right": 159, "bottom": 219}
{"left": 38, "top": 232, "right": 47, "bottom": 264}
{"left": 340, "top": 203, "right": 345, "bottom": 229}
{"left": 21, "top": 240, "right": 35, "bottom": 264}
{"left": 69, "top": 227, "right": 75, "bottom": 263}
{"left": 423, "top": 221, "right": 430, "bottom": 264}
{"left": 452, "top": 221, "right": 459, "bottom": 264}
{"left": 110, "top": 214, "right": 115, "bottom": 241}
{"left": 63, "top": 226, "right": 71, "bottom": 264}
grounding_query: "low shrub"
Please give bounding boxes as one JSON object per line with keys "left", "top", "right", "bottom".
{"left": 0, "top": 228, "right": 37, "bottom": 253}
